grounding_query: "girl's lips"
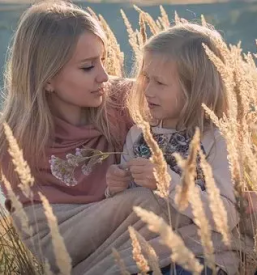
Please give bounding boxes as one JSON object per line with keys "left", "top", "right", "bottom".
{"left": 91, "top": 87, "right": 104, "bottom": 95}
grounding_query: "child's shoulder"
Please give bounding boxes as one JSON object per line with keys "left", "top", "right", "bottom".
{"left": 202, "top": 127, "right": 223, "bottom": 141}
{"left": 127, "top": 125, "right": 142, "bottom": 140}
{"left": 202, "top": 127, "right": 227, "bottom": 157}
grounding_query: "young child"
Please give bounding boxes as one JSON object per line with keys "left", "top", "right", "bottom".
{"left": 106, "top": 23, "right": 240, "bottom": 274}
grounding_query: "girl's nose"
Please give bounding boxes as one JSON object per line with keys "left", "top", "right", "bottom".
{"left": 97, "top": 66, "right": 109, "bottom": 83}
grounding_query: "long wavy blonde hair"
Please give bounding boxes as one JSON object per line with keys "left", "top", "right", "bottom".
{"left": 129, "top": 23, "right": 227, "bottom": 136}
{"left": 0, "top": 0, "right": 121, "bottom": 166}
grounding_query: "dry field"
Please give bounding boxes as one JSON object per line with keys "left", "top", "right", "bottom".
{"left": 1, "top": 4, "right": 257, "bottom": 275}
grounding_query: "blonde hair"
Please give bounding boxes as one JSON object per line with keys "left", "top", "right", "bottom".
{"left": 0, "top": 0, "right": 120, "bottom": 167}
{"left": 129, "top": 23, "right": 227, "bottom": 136}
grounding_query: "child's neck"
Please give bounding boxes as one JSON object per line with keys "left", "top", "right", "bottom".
{"left": 161, "top": 118, "right": 178, "bottom": 129}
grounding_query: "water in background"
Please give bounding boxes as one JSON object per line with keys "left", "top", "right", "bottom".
{"left": 0, "top": 1, "right": 257, "bottom": 90}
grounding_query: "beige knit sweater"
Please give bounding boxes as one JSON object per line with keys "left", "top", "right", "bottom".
{"left": 120, "top": 125, "right": 241, "bottom": 274}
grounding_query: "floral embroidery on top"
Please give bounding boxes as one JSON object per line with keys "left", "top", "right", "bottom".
{"left": 133, "top": 129, "right": 206, "bottom": 190}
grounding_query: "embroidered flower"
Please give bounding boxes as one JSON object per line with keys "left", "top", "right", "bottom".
{"left": 133, "top": 129, "right": 206, "bottom": 190}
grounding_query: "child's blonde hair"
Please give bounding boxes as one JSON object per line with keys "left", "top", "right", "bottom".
{"left": 129, "top": 23, "right": 227, "bottom": 135}
{"left": 0, "top": 0, "right": 121, "bottom": 165}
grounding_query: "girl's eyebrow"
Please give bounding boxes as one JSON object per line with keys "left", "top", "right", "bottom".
{"left": 78, "top": 56, "right": 98, "bottom": 64}
{"left": 78, "top": 52, "right": 106, "bottom": 64}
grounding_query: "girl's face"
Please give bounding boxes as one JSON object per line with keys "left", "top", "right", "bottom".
{"left": 47, "top": 32, "right": 108, "bottom": 109}
{"left": 142, "top": 52, "right": 185, "bottom": 128}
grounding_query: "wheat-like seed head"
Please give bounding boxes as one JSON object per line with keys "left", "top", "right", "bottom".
{"left": 3, "top": 123, "right": 34, "bottom": 199}
{"left": 139, "top": 13, "right": 147, "bottom": 44}
{"left": 133, "top": 5, "right": 160, "bottom": 35}
{"left": 98, "top": 15, "right": 124, "bottom": 77}
{"left": 121, "top": 9, "right": 141, "bottom": 62}
{"left": 129, "top": 226, "right": 150, "bottom": 274}
{"left": 174, "top": 128, "right": 201, "bottom": 211}
{"left": 134, "top": 206, "right": 203, "bottom": 275}
{"left": 129, "top": 226, "right": 162, "bottom": 275}
{"left": 201, "top": 14, "right": 207, "bottom": 27}
{"left": 0, "top": 170, "right": 32, "bottom": 237}
{"left": 159, "top": 6, "right": 170, "bottom": 29}
{"left": 137, "top": 117, "right": 170, "bottom": 199}
{"left": 173, "top": 129, "right": 215, "bottom": 271}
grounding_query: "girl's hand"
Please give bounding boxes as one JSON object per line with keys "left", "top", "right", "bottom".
{"left": 106, "top": 165, "right": 131, "bottom": 196}
{"left": 127, "top": 158, "right": 157, "bottom": 190}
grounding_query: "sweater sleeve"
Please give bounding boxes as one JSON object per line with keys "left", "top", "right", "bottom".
{"left": 167, "top": 130, "right": 239, "bottom": 231}
{"left": 120, "top": 125, "right": 141, "bottom": 188}
{"left": 120, "top": 127, "right": 136, "bottom": 166}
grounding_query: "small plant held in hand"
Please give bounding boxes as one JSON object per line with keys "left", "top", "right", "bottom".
{"left": 49, "top": 147, "right": 123, "bottom": 186}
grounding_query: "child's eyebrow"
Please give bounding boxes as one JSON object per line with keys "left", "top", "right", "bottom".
{"left": 153, "top": 74, "right": 164, "bottom": 81}
{"left": 141, "top": 70, "right": 148, "bottom": 75}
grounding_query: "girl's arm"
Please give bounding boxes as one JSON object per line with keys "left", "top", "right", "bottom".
{"left": 167, "top": 130, "right": 239, "bottom": 231}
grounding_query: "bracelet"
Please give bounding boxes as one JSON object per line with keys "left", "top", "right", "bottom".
{"left": 104, "top": 187, "right": 113, "bottom": 198}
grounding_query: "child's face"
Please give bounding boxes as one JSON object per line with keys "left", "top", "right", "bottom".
{"left": 47, "top": 32, "right": 108, "bottom": 109}
{"left": 142, "top": 52, "right": 184, "bottom": 128}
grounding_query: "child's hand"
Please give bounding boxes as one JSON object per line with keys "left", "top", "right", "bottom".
{"left": 127, "top": 158, "right": 157, "bottom": 190}
{"left": 106, "top": 165, "right": 131, "bottom": 196}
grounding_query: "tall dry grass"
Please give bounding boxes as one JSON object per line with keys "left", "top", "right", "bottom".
{"left": 0, "top": 5, "right": 256, "bottom": 275}
{"left": 0, "top": 205, "right": 44, "bottom": 275}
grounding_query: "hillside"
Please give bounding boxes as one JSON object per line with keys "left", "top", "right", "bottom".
{"left": 0, "top": 1, "right": 256, "bottom": 88}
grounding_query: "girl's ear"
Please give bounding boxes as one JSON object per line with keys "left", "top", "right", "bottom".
{"left": 45, "top": 81, "right": 54, "bottom": 93}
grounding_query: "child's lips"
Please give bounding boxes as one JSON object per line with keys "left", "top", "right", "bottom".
{"left": 148, "top": 102, "right": 160, "bottom": 109}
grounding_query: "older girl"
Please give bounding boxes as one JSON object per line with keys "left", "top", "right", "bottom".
{"left": 0, "top": 1, "right": 168, "bottom": 274}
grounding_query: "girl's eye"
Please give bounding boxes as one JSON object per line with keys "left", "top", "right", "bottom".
{"left": 157, "top": 80, "right": 164, "bottom": 85}
{"left": 82, "top": 66, "right": 94, "bottom": 71}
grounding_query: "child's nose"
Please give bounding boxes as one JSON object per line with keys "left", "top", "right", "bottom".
{"left": 145, "top": 84, "right": 155, "bottom": 97}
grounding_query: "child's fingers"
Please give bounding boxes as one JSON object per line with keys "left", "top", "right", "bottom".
{"left": 114, "top": 166, "right": 130, "bottom": 177}
{"left": 108, "top": 165, "right": 130, "bottom": 178}
{"left": 127, "top": 158, "right": 150, "bottom": 167}
{"left": 129, "top": 166, "right": 145, "bottom": 174}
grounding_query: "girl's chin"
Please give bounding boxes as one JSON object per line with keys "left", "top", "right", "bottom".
{"left": 84, "top": 96, "right": 103, "bottom": 108}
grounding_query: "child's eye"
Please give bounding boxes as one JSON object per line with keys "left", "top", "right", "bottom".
{"left": 82, "top": 66, "right": 94, "bottom": 71}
